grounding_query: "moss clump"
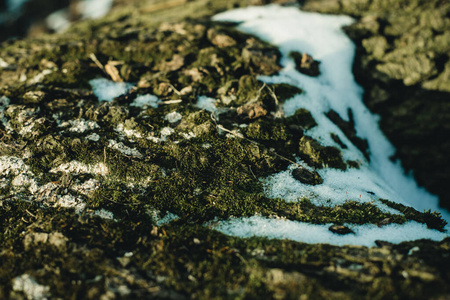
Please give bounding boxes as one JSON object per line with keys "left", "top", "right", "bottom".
{"left": 292, "top": 167, "right": 323, "bottom": 185}
{"left": 269, "top": 83, "right": 303, "bottom": 102}
{"left": 2, "top": 199, "right": 449, "bottom": 299}
{"left": 379, "top": 199, "right": 447, "bottom": 232}
{"left": 289, "top": 51, "right": 320, "bottom": 77}
{"left": 286, "top": 108, "right": 317, "bottom": 131}
{"left": 266, "top": 198, "right": 407, "bottom": 226}
{"left": 299, "top": 136, "right": 347, "bottom": 170}
{"left": 326, "top": 109, "right": 370, "bottom": 160}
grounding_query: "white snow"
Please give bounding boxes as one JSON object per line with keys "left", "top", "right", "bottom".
{"left": 0, "top": 156, "right": 39, "bottom": 194}
{"left": 115, "top": 123, "right": 143, "bottom": 140}
{"left": 195, "top": 96, "right": 218, "bottom": 113}
{"left": 89, "top": 78, "right": 134, "bottom": 102}
{"left": 46, "top": 9, "right": 71, "bottom": 32}
{"left": 85, "top": 132, "right": 100, "bottom": 141}
{"left": 78, "top": 0, "right": 114, "bottom": 19}
{"left": 71, "top": 178, "right": 100, "bottom": 195}
{"left": 149, "top": 210, "right": 180, "bottom": 226}
{"left": 211, "top": 5, "right": 450, "bottom": 245}
{"left": 263, "top": 162, "right": 405, "bottom": 214}
{"left": 180, "top": 132, "right": 196, "bottom": 140}
{"left": 108, "top": 139, "right": 142, "bottom": 157}
{"left": 0, "top": 156, "right": 30, "bottom": 176}
{"left": 59, "top": 118, "right": 100, "bottom": 133}
{"left": 94, "top": 208, "right": 115, "bottom": 220}
{"left": 210, "top": 216, "right": 448, "bottom": 247}
{"left": 11, "top": 173, "right": 39, "bottom": 194}
{"left": 56, "top": 194, "right": 86, "bottom": 213}
{"left": 131, "top": 94, "right": 160, "bottom": 108}
{"left": 160, "top": 127, "right": 174, "bottom": 141}
{"left": 50, "top": 161, "right": 109, "bottom": 176}
{"left": 164, "top": 111, "right": 182, "bottom": 123}
{"left": 12, "top": 274, "right": 50, "bottom": 300}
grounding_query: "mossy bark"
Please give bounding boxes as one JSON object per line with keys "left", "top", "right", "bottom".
{"left": 0, "top": 0, "right": 449, "bottom": 299}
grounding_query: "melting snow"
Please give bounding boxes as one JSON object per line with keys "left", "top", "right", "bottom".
{"left": 89, "top": 78, "right": 134, "bottom": 102}
{"left": 108, "top": 139, "right": 142, "bottom": 157}
{"left": 131, "top": 94, "right": 160, "bottom": 108}
{"left": 50, "top": 161, "right": 109, "bottom": 176}
{"left": 59, "top": 118, "right": 100, "bottom": 133}
{"left": 12, "top": 274, "right": 50, "bottom": 300}
{"left": 85, "top": 132, "right": 100, "bottom": 141}
{"left": 212, "top": 5, "right": 450, "bottom": 246}
{"left": 56, "top": 195, "right": 86, "bottom": 213}
{"left": 94, "top": 208, "right": 115, "bottom": 220}
{"left": 164, "top": 111, "right": 182, "bottom": 123}
{"left": 211, "top": 216, "right": 448, "bottom": 247}
{"left": 79, "top": 0, "right": 114, "bottom": 19}
{"left": 195, "top": 96, "right": 218, "bottom": 113}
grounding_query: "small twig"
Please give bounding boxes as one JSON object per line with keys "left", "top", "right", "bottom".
{"left": 161, "top": 99, "right": 183, "bottom": 105}
{"left": 265, "top": 84, "right": 284, "bottom": 119}
{"left": 249, "top": 166, "right": 257, "bottom": 180}
{"left": 167, "top": 83, "right": 181, "bottom": 96}
{"left": 89, "top": 53, "right": 107, "bottom": 75}
{"left": 25, "top": 209, "right": 36, "bottom": 218}
{"left": 247, "top": 82, "right": 267, "bottom": 105}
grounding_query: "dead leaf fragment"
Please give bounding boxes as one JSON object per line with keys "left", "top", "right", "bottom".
{"left": 237, "top": 101, "right": 267, "bottom": 119}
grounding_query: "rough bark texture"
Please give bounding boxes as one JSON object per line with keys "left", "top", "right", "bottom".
{"left": 0, "top": 0, "right": 449, "bottom": 299}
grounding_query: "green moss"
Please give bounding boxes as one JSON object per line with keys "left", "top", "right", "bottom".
{"left": 299, "top": 136, "right": 347, "bottom": 170}
{"left": 264, "top": 198, "right": 407, "bottom": 226}
{"left": 2, "top": 198, "right": 449, "bottom": 299}
{"left": 268, "top": 83, "right": 303, "bottom": 101}
{"left": 241, "top": 119, "right": 288, "bottom": 142}
{"left": 379, "top": 199, "right": 447, "bottom": 232}
{"left": 286, "top": 108, "right": 317, "bottom": 130}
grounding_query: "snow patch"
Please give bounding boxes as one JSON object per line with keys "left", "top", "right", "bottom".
{"left": 85, "top": 133, "right": 100, "bottom": 141}
{"left": 56, "top": 195, "right": 86, "bottom": 213}
{"left": 71, "top": 178, "right": 100, "bottom": 195}
{"left": 12, "top": 274, "right": 50, "bottom": 300}
{"left": 131, "top": 94, "right": 160, "bottom": 108}
{"left": 0, "top": 156, "right": 30, "bottom": 176}
{"left": 165, "top": 111, "right": 182, "bottom": 123}
{"left": 108, "top": 139, "right": 142, "bottom": 157}
{"left": 149, "top": 210, "right": 180, "bottom": 226}
{"left": 50, "top": 161, "right": 109, "bottom": 176}
{"left": 211, "top": 216, "right": 448, "bottom": 247}
{"left": 79, "top": 0, "right": 114, "bottom": 19}
{"left": 196, "top": 96, "right": 218, "bottom": 113}
{"left": 59, "top": 118, "right": 100, "bottom": 133}
{"left": 89, "top": 78, "right": 134, "bottom": 102}
{"left": 94, "top": 208, "right": 115, "bottom": 220}
{"left": 212, "top": 5, "right": 450, "bottom": 243}
{"left": 160, "top": 127, "right": 174, "bottom": 141}
{"left": 11, "top": 173, "right": 39, "bottom": 194}
{"left": 46, "top": 9, "right": 71, "bottom": 32}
